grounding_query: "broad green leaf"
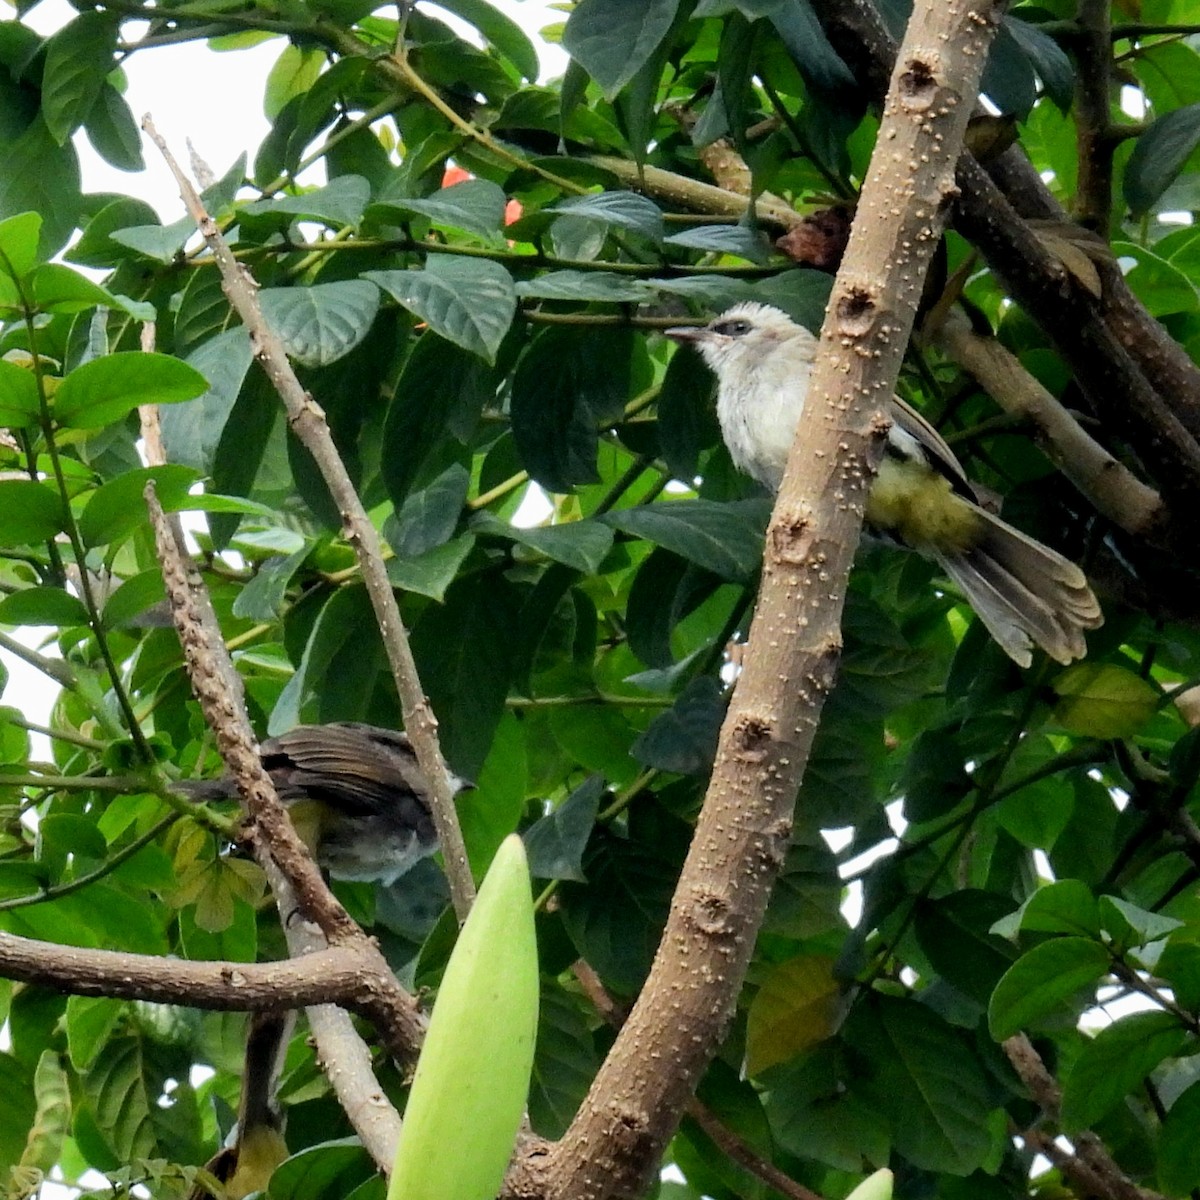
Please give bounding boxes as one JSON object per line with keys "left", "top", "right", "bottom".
{"left": 66, "top": 198, "right": 161, "bottom": 269}
{"left": 514, "top": 270, "right": 657, "bottom": 302}
{"left": 847, "top": 997, "right": 993, "bottom": 1175}
{"left": 367, "top": 258, "right": 516, "bottom": 363}
{"left": 30, "top": 263, "right": 152, "bottom": 318}
{"left": 0, "top": 117, "right": 82, "bottom": 258}
{"left": 988, "top": 938, "right": 1110, "bottom": 1039}
{"left": 387, "top": 463, "right": 470, "bottom": 558}
{"left": 41, "top": 12, "right": 118, "bottom": 145}
{"left": 559, "top": 828, "right": 679, "bottom": 993}
{"left": 989, "top": 879, "right": 1100, "bottom": 939}
{"left": 548, "top": 191, "right": 665, "bottom": 242}
{"left": 630, "top": 676, "right": 725, "bottom": 775}
{"left": 374, "top": 179, "right": 508, "bottom": 240}
{"left": 241, "top": 174, "right": 370, "bottom": 227}
{"left": 82, "top": 83, "right": 144, "bottom": 171}
{"left": 471, "top": 513, "right": 615, "bottom": 574}
{"left": 0, "top": 1054, "right": 36, "bottom": 1167}
{"left": 66, "top": 996, "right": 124, "bottom": 1072}
{"left": 0, "top": 587, "right": 88, "bottom": 627}
{"left": 510, "top": 325, "right": 632, "bottom": 493}
{"left": 79, "top": 1038, "right": 157, "bottom": 1162}
{"left": 259, "top": 280, "right": 380, "bottom": 366}
{"left": 762, "top": 842, "right": 843, "bottom": 940}
{"left": 523, "top": 775, "right": 605, "bottom": 882}
{"left": 161, "top": 328, "right": 256, "bottom": 472}
{"left": 264, "top": 1139, "right": 376, "bottom": 1198}
{"left": 78, "top": 464, "right": 200, "bottom": 548}
{"left": 1005, "top": 15, "right": 1074, "bottom": 109}
{"left": 1052, "top": 663, "right": 1159, "bottom": 738}
{"left": 746, "top": 956, "right": 844, "bottom": 1075}
{"left": 23, "top": 1050, "right": 70, "bottom": 1174}
{"left": 0, "top": 481, "right": 65, "bottom": 546}
{"left": 847, "top": 1170, "right": 894, "bottom": 1200}
{"left": 663, "top": 224, "right": 770, "bottom": 262}
{"left": 1126, "top": 102, "right": 1200, "bottom": 215}
{"left": 529, "top": 982, "right": 599, "bottom": 1138}
{"left": 657, "top": 343, "right": 720, "bottom": 481}
{"left": 389, "top": 836, "right": 538, "bottom": 1200}
{"left": 562, "top": 0, "right": 681, "bottom": 99}
{"left": 0, "top": 359, "right": 39, "bottom": 427}
{"left": 54, "top": 353, "right": 209, "bottom": 428}
{"left": 411, "top": 576, "right": 516, "bottom": 778}
{"left": 387, "top": 534, "right": 477, "bottom": 602}
{"left": 1098, "top": 895, "right": 1184, "bottom": 950}
{"left": 264, "top": 43, "right": 326, "bottom": 121}
{"left": 0, "top": 212, "right": 41, "bottom": 280}
{"left": 1061, "top": 1011, "right": 1186, "bottom": 1131}
{"left": 913, "top": 891, "right": 1017, "bottom": 1006}
{"left": 603, "top": 499, "right": 770, "bottom": 581}
{"left": 1160, "top": 1079, "right": 1200, "bottom": 1195}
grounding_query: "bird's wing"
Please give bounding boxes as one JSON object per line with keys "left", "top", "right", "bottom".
{"left": 261, "top": 723, "right": 427, "bottom": 814}
{"left": 888, "top": 395, "right": 982, "bottom": 502}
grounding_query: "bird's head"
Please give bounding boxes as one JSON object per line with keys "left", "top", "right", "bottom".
{"left": 665, "top": 302, "right": 815, "bottom": 376}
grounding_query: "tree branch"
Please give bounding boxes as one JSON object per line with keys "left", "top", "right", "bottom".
{"left": 141, "top": 116, "right": 477, "bottom": 922}
{"left": 536, "top": 4, "right": 1005, "bottom": 1196}
{"left": 1073, "top": 0, "right": 1117, "bottom": 234}
{"left": 1003, "top": 1033, "right": 1164, "bottom": 1200}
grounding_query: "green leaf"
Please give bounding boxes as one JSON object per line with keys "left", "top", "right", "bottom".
{"left": 30, "top": 263, "right": 152, "bottom": 318}
{"left": 160, "top": 328, "right": 256, "bottom": 472}
{"left": 988, "top": 938, "right": 1110, "bottom": 1039}
{"left": 0, "top": 211, "right": 41, "bottom": 280}
{"left": 0, "top": 586, "right": 89, "bottom": 627}
{"left": 559, "top": 828, "right": 679, "bottom": 993}
{"left": 657, "top": 345, "right": 720, "bottom": 481}
{"left": 367, "top": 258, "right": 516, "bottom": 363}
{"left": 0, "top": 117, "right": 82, "bottom": 258}
{"left": 80, "top": 1036, "right": 156, "bottom": 1161}
{"left": 989, "top": 879, "right": 1100, "bottom": 939}
{"left": 259, "top": 280, "right": 381, "bottom": 367}
{"left": 510, "top": 325, "right": 632, "bottom": 492}
{"left": 388, "top": 463, "right": 470, "bottom": 558}
{"left": 411, "top": 576, "right": 516, "bottom": 779}
{"left": 1061, "top": 1011, "right": 1186, "bottom": 1131}
{"left": 264, "top": 1139, "right": 376, "bottom": 1198}
{"left": 78, "top": 465, "right": 200, "bottom": 548}
{"left": 603, "top": 499, "right": 770, "bottom": 581}
{"left": 847, "top": 997, "right": 993, "bottom": 1175}
{"left": 630, "top": 676, "right": 725, "bottom": 775}
{"left": 1005, "top": 15, "right": 1074, "bottom": 109}
{"left": 529, "top": 982, "right": 599, "bottom": 1138}
{"left": 514, "top": 270, "right": 657, "bottom": 302}
{"left": 82, "top": 83, "right": 144, "bottom": 171}
{"left": 242, "top": 175, "right": 371, "bottom": 227}
{"left": 746, "top": 956, "right": 844, "bottom": 1075}
{"left": 375, "top": 178, "right": 508, "bottom": 240}
{"left": 389, "top": 836, "right": 538, "bottom": 1200}
{"left": 0, "top": 1054, "right": 36, "bottom": 1167}
{"left": 562, "top": 0, "right": 681, "bottom": 99}
{"left": 0, "top": 359, "right": 40, "bottom": 427}
{"left": 1098, "top": 895, "right": 1184, "bottom": 950}
{"left": 913, "top": 891, "right": 1017, "bottom": 1006}
{"left": 66, "top": 198, "right": 161, "bottom": 269}
{"left": 471, "top": 514, "right": 615, "bottom": 574}
{"left": 663, "top": 224, "right": 770, "bottom": 263}
{"left": 548, "top": 191, "right": 665, "bottom": 242}
{"left": 54, "top": 353, "right": 209, "bottom": 428}
{"left": 437, "top": 0, "right": 540, "bottom": 80}
{"left": 1159, "top": 1079, "right": 1200, "bottom": 1196}
{"left": 41, "top": 12, "right": 118, "bottom": 144}
{"left": 0, "top": 481, "right": 66, "bottom": 546}
{"left": 1126, "top": 102, "right": 1200, "bottom": 215}
{"left": 1051, "top": 663, "right": 1159, "bottom": 738}
{"left": 388, "top": 534, "right": 477, "bottom": 603}
{"left": 66, "top": 995, "right": 124, "bottom": 1072}
{"left": 523, "top": 775, "right": 605, "bottom": 882}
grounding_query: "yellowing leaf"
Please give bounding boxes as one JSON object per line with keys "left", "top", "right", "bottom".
{"left": 1052, "top": 663, "right": 1159, "bottom": 739}
{"left": 745, "top": 955, "right": 845, "bottom": 1076}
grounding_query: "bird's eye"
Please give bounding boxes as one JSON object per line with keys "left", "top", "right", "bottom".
{"left": 711, "top": 318, "right": 752, "bottom": 337}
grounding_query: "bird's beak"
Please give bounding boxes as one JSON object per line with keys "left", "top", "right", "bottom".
{"left": 664, "top": 325, "right": 706, "bottom": 343}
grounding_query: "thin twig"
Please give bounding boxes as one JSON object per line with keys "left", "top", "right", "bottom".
{"left": 141, "top": 115, "right": 477, "bottom": 921}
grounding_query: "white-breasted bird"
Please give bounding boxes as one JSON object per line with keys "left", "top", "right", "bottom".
{"left": 666, "top": 301, "right": 1102, "bottom": 667}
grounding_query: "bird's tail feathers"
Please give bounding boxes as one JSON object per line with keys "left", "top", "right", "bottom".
{"left": 935, "top": 508, "right": 1102, "bottom": 667}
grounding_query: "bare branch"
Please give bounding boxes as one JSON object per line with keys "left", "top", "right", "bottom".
{"left": 140, "top": 116, "right": 477, "bottom": 922}
{"left": 541, "top": 4, "right": 1006, "bottom": 1195}
{"left": 931, "top": 310, "right": 1164, "bottom": 535}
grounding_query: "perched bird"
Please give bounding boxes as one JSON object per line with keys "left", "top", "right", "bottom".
{"left": 190, "top": 1010, "right": 294, "bottom": 1200}
{"left": 666, "top": 302, "right": 1102, "bottom": 667}
{"left": 184, "top": 722, "right": 461, "bottom": 884}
